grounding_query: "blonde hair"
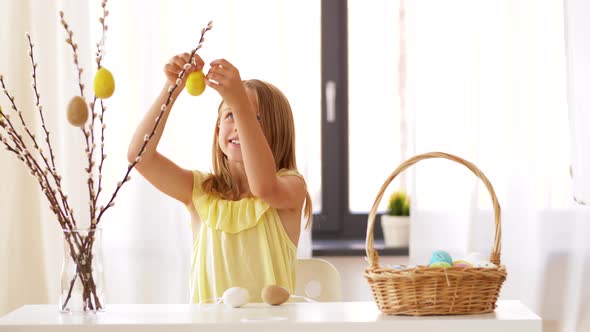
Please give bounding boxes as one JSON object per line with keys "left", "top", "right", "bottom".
{"left": 201, "top": 79, "right": 313, "bottom": 228}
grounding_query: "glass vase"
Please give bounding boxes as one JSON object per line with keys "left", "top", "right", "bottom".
{"left": 59, "top": 227, "right": 105, "bottom": 313}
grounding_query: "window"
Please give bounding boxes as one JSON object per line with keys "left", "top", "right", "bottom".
{"left": 313, "top": 0, "right": 406, "bottom": 241}
{"left": 312, "top": 0, "right": 572, "bottom": 247}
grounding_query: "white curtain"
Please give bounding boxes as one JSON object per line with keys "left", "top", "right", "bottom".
{"left": 564, "top": 0, "right": 590, "bottom": 205}
{"left": 0, "top": 0, "right": 319, "bottom": 315}
{"left": 405, "top": 1, "right": 589, "bottom": 331}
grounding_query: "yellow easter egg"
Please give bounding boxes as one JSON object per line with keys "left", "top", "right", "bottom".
{"left": 0, "top": 105, "right": 3, "bottom": 119}
{"left": 186, "top": 70, "right": 206, "bottom": 96}
{"left": 93, "top": 67, "right": 115, "bottom": 99}
{"left": 66, "top": 96, "right": 89, "bottom": 127}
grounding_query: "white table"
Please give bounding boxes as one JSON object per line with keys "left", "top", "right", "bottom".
{"left": 0, "top": 300, "right": 541, "bottom": 332}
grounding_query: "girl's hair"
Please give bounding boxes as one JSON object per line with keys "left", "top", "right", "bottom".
{"left": 201, "top": 79, "right": 313, "bottom": 229}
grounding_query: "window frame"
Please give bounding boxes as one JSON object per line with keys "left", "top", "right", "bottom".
{"left": 312, "top": 0, "right": 386, "bottom": 241}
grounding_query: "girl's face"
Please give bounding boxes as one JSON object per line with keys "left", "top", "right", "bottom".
{"left": 217, "top": 89, "right": 260, "bottom": 162}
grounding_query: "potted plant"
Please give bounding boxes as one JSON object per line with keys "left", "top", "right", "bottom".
{"left": 380, "top": 191, "right": 410, "bottom": 248}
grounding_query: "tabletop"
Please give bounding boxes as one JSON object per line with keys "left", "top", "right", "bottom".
{"left": 0, "top": 300, "right": 541, "bottom": 332}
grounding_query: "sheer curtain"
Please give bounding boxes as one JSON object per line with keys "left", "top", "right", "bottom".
{"left": 564, "top": 0, "right": 590, "bottom": 205}
{"left": 0, "top": 0, "right": 320, "bottom": 315}
{"left": 405, "top": 1, "right": 589, "bottom": 331}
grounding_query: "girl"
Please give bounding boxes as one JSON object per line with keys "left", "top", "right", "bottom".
{"left": 127, "top": 53, "right": 312, "bottom": 303}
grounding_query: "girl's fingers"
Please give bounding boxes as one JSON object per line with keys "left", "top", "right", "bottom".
{"left": 165, "top": 63, "right": 181, "bottom": 74}
{"left": 206, "top": 72, "right": 227, "bottom": 85}
{"left": 194, "top": 56, "right": 205, "bottom": 70}
{"left": 175, "top": 53, "right": 206, "bottom": 71}
{"left": 207, "top": 65, "right": 227, "bottom": 78}
{"left": 210, "top": 59, "right": 236, "bottom": 71}
{"left": 204, "top": 77, "right": 222, "bottom": 92}
{"left": 173, "top": 56, "right": 187, "bottom": 68}
{"left": 207, "top": 66, "right": 220, "bottom": 76}
{"left": 208, "top": 65, "right": 232, "bottom": 80}
{"left": 192, "top": 54, "right": 203, "bottom": 65}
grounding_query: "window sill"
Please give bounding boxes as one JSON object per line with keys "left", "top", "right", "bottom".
{"left": 311, "top": 239, "right": 409, "bottom": 257}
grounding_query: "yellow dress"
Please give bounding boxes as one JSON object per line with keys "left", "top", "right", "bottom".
{"left": 189, "top": 169, "right": 300, "bottom": 303}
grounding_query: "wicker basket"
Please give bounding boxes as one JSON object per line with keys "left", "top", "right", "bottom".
{"left": 364, "top": 152, "right": 507, "bottom": 316}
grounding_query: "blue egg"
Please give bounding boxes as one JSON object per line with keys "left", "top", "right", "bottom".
{"left": 429, "top": 250, "right": 453, "bottom": 265}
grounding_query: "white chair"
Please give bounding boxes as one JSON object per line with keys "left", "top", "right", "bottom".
{"left": 295, "top": 258, "right": 342, "bottom": 302}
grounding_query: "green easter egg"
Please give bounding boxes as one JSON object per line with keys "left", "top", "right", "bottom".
{"left": 429, "top": 261, "right": 451, "bottom": 268}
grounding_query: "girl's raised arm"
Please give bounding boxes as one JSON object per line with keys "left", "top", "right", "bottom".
{"left": 127, "top": 53, "right": 204, "bottom": 207}
{"left": 205, "top": 59, "right": 306, "bottom": 211}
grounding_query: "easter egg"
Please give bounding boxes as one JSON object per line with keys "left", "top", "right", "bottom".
{"left": 93, "top": 67, "right": 115, "bottom": 99}
{"left": 429, "top": 250, "right": 453, "bottom": 265}
{"left": 186, "top": 70, "right": 206, "bottom": 96}
{"left": 66, "top": 96, "right": 89, "bottom": 127}
{"left": 222, "top": 287, "right": 249, "bottom": 308}
{"left": 429, "top": 261, "right": 451, "bottom": 268}
{"left": 453, "top": 260, "right": 472, "bottom": 267}
{"left": 473, "top": 261, "right": 497, "bottom": 268}
{"left": 0, "top": 105, "right": 3, "bottom": 119}
{"left": 261, "top": 285, "right": 290, "bottom": 305}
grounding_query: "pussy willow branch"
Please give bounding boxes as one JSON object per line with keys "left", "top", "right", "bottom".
{"left": 2, "top": 6, "right": 211, "bottom": 311}
{"left": 0, "top": 107, "right": 84, "bottom": 251}
{"left": 26, "top": 34, "right": 55, "bottom": 171}
{"left": 93, "top": 0, "right": 110, "bottom": 210}
{"left": 59, "top": 12, "right": 85, "bottom": 98}
{"left": 59, "top": 11, "right": 97, "bottom": 227}
{"left": 60, "top": 1, "right": 111, "bottom": 311}
{"left": 26, "top": 33, "right": 78, "bottom": 227}
{"left": 96, "top": 21, "right": 213, "bottom": 223}
{"left": 96, "top": 0, "right": 108, "bottom": 70}
{"left": 0, "top": 126, "right": 18, "bottom": 154}
{"left": 95, "top": 100, "right": 107, "bottom": 205}
{"left": 0, "top": 78, "right": 67, "bottom": 224}
{"left": 0, "top": 138, "right": 84, "bottom": 255}
{"left": 60, "top": 234, "right": 102, "bottom": 311}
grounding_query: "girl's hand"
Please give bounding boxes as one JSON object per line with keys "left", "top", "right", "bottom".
{"left": 205, "top": 59, "right": 249, "bottom": 108}
{"left": 164, "top": 52, "right": 205, "bottom": 88}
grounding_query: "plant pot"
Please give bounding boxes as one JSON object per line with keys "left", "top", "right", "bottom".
{"left": 380, "top": 215, "right": 410, "bottom": 248}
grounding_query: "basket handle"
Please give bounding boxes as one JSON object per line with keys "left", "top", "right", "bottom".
{"left": 365, "top": 152, "right": 502, "bottom": 268}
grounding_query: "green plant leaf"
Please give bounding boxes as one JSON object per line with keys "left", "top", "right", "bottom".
{"left": 386, "top": 190, "right": 410, "bottom": 216}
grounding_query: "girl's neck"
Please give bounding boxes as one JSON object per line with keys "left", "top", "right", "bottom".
{"left": 229, "top": 162, "right": 250, "bottom": 195}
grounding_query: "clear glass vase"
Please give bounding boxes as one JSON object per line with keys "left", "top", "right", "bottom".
{"left": 59, "top": 227, "right": 105, "bottom": 313}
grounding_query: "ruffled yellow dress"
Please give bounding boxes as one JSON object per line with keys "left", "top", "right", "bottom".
{"left": 189, "top": 169, "right": 300, "bottom": 303}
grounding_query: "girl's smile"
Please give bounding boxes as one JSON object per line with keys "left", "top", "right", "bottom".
{"left": 229, "top": 137, "right": 241, "bottom": 146}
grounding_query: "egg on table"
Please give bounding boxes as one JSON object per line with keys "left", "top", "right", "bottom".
{"left": 261, "top": 285, "right": 290, "bottom": 305}
{"left": 221, "top": 287, "right": 249, "bottom": 308}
